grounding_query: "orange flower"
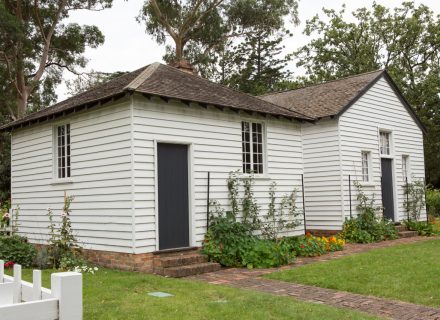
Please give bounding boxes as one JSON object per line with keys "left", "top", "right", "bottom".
{"left": 306, "top": 232, "right": 312, "bottom": 238}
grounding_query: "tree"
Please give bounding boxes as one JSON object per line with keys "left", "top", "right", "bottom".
{"left": 220, "top": 29, "right": 292, "bottom": 95}
{"left": 0, "top": 0, "right": 113, "bottom": 120}
{"left": 293, "top": 2, "right": 440, "bottom": 186}
{"left": 138, "top": 0, "right": 299, "bottom": 77}
{"left": 66, "top": 70, "right": 127, "bottom": 96}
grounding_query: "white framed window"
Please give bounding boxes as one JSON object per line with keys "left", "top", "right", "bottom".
{"left": 361, "top": 151, "right": 371, "bottom": 182}
{"left": 379, "top": 131, "right": 391, "bottom": 155}
{"left": 402, "top": 155, "right": 410, "bottom": 183}
{"left": 242, "top": 121, "right": 264, "bottom": 174}
{"left": 56, "top": 124, "right": 71, "bottom": 179}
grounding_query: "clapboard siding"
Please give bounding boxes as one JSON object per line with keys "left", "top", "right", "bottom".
{"left": 339, "top": 76, "right": 426, "bottom": 221}
{"left": 11, "top": 100, "right": 135, "bottom": 253}
{"left": 132, "top": 95, "right": 304, "bottom": 253}
{"left": 301, "top": 119, "right": 343, "bottom": 230}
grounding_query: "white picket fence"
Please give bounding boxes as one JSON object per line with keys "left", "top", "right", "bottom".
{"left": 0, "top": 260, "right": 82, "bottom": 320}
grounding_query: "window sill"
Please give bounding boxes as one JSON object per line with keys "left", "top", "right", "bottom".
{"left": 359, "top": 182, "right": 376, "bottom": 187}
{"left": 239, "top": 174, "right": 271, "bottom": 181}
{"left": 51, "top": 178, "right": 74, "bottom": 185}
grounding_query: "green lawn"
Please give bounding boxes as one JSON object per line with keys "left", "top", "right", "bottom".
{"left": 12, "top": 268, "right": 377, "bottom": 320}
{"left": 266, "top": 238, "right": 440, "bottom": 307}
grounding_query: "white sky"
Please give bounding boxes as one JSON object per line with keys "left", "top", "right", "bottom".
{"left": 57, "top": 0, "right": 440, "bottom": 100}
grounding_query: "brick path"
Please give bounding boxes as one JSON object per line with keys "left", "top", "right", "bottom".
{"left": 190, "top": 236, "right": 440, "bottom": 320}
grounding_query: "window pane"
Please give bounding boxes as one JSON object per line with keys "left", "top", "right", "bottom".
{"left": 56, "top": 124, "right": 71, "bottom": 179}
{"left": 380, "top": 132, "right": 390, "bottom": 155}
{"left": 361, "top": 152, "right": 369, "bottom": 182}
{"left": 242, "top": 121, "right": 264, "bottom": 174}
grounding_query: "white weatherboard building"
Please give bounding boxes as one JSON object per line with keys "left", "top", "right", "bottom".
{"left": 1, "top": 63, "right": 426, "bottom": 272}
{"left": 262, "top": 70, "right": 426, "bottom": 232}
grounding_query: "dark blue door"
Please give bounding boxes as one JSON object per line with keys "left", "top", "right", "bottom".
{"left": 381, "top": 158, "right": 395, "bottom": 221}
{"left": 158, "top": 143, "right": 190, "bottom": 250}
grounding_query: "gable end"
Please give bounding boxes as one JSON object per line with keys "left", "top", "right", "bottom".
{"left": 337, "top": 71, "right": 427, "bottom": 134}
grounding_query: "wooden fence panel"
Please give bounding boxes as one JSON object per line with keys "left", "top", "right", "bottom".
{"left": 0, "top": 260, "right": 83, "bottom": 319}
{"left": 0, "top": 298, "right": 59, "bottom": 320}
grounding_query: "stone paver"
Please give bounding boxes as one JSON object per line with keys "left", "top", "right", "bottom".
{"left": 190, "top": 236, "right": 440, "bottom": 320}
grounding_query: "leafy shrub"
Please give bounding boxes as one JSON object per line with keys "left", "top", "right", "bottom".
{"left": 241, "top": 238, "right": 294, "bottom": 268}
{"left": 342, "top": 182, "right": 398, "bottom": 243}
{"left": 0, "top": 235, "right": 36, "bottom": 267}
{"left": 431, "top": 218, "right": 440, "bottom": 235}
{"left": 203, "top": 172, "right": 302, "bottom": 268}
{"left": 35, "top": 247, "right": 50, "bottom": 269}
{"left": 426, "top": 187, "right": 440, "bottom": 217}
{"left": 404, "top": 220, "right": 435, "bottom": 236}
{"left": 0, "top": 202, "right": 10, "bottom": 231}
{"left": 203, "top": 215, "right": 295, "bottom": 268}
{"left": 342, "top": 217, "right": 398, "bottom": 243}
{"left": 287, "top": 233, "right": 345, "bottom": 257}
{"left": 404, "top": 180, "right": 426, "bottom": 221}
{"left": 47, "top": 193, "right": 78, "bottom": 268}
{"left": 203, "top": 215, "right": 255, "bottom": 267}
{"left": 58, "top": 250, "right": 99, "bottom": 274}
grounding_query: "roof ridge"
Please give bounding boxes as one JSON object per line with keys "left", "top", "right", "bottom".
{"left": 159, "top": 63, "right": 312, "bottom": 120}
{"left": 125, "top": 63, "right": 160, "bottom": 91}
{"left": 260, "top": 69, "right": 385, "bottom": 98}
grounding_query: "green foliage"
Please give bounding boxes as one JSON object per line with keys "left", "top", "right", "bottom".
{"left": 261, "top": 184, "right": 301, "bottom": 240}
{"left": 342, "top": 182, "right": 398, "bottom": 243}
{"left": 241, "top": 238, "right": 294, "bottom": 269}
{"left": 426, "top": 187, "right": 440, "bottom": 217}
{"left": 287, "top": 234, "right": 345, "bottom": 257}
{"left": 47, "top": 193, "right": 78, "bottom": 268}
{"left": 219, "top": 29, "right": 292, "bottom": 95}
{"left": 34, "top": 247, "right": 50, "bottom": 269}
{"left": 203, "top": 215, "right": 295, "bottom": 268}
{"left": 403, "top": 220, "right": 435, "bottom": 236}
{"left": 138, "top": 0, "right": 299, "bottom": 80}
{"left": 227, "top": 171, "right": 240, "bottom": 218}
{"left": 219, "top": 172, "right": 301, "bottom": 237}
{"left": 241, "top": 174, "right": 260, "bottom": 230}
{"left": 288, "top": 235, "right": 325, "bottom": 257}
{"left": 66, "top": 71, "right": 127, "bottom": 96}
{"left": 0, "top": 0, "right": 112, "bottom": 119}
{"left": 0, "top": 235, "right": 36, "bottom": 268}
{"left": 293, "top": 2, "right": 440, "bottom": 187}
{"left": 403, "top": 180, "right": 426, "bottom": 221}
{"left": 342, "top": 218, "right": 398, "bottom": 244}
{"left": 0, "top": 201, "right": 10, "bottom": 231}
{"left": 203, "top": 215, "right": 254, "bottom": 267}
{"left": 0, "top": 133, "right": 11, "bottom": 204}
{"left": 204, "top": 173, "right": 301, "bottom": 268}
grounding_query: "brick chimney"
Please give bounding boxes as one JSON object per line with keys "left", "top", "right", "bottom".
{"left": 171, "top": 59, "right": 197, "bottom": 75}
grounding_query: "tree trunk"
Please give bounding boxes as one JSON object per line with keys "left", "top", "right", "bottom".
{"left": 175, "top": 37, "right": 184, "bottom": 62}
{"left": 15, "top": 55, "right": 27, "bottom": 119}
{"left": 14, "top": 0, "right": 27, "bottom": 119}
{"left": 16, "top": 92, "right": 28, "bottom": 119}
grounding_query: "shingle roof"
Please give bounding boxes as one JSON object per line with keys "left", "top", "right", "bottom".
{"left": 0, "top": 63, "right": 312, "bottom": 131}
{"left": 260, "top": 70, "right": 385, "bottom": 119}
